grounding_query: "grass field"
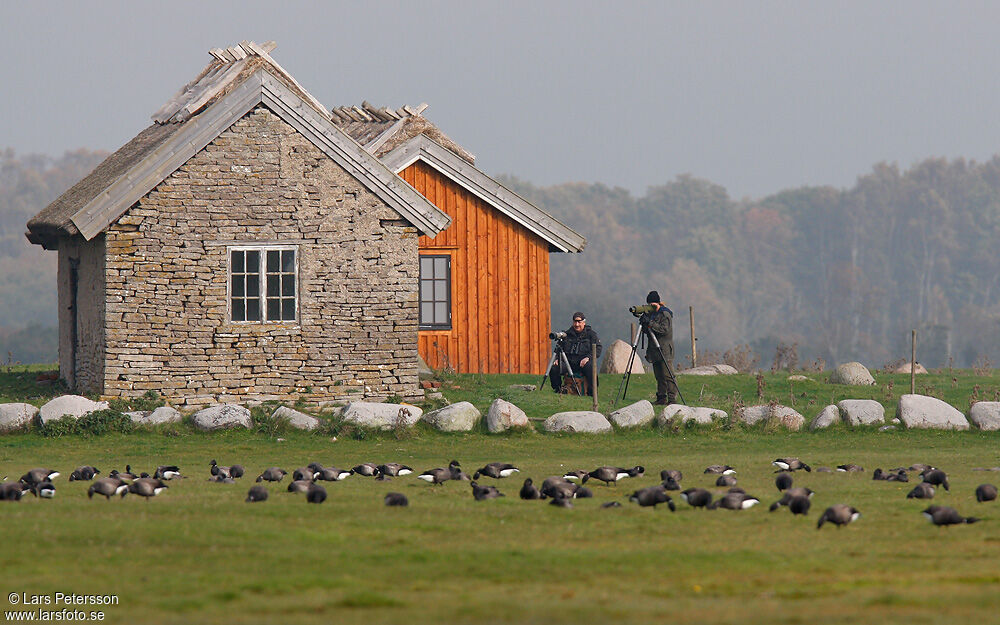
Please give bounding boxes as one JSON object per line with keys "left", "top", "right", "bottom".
{"left": 2, "top": 367, "right": 1000, "bottom": 624}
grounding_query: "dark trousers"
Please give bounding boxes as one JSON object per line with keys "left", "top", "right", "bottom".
{"left": 652, "top": 359, "right": 679, "bottom": 403}
{"left": 550, "top": 359, "right": 597, "bottom": 397}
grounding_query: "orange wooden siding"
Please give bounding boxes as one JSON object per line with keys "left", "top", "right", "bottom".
{"left": 402, "top": 160, "right": 551, "bottom": 374}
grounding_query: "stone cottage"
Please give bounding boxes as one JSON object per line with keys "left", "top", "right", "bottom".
{"left": 25, "top": 41, "right": 451, "bottom": 406}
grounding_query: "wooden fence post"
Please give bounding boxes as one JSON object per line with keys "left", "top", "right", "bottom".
{"left": 911, "top": 330, "right": 916, "bottom": 395}
{"left": 591, "top": 344, "right": 599, "bottom": 412}
{"left": 690, "top": 306, "right": 696, "bottom": 368}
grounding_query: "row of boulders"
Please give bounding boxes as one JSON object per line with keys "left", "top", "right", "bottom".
{"left": 3, "top": 390, "right": 999, "bottom": 435}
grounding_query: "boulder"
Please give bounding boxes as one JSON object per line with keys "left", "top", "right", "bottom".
{"left": 894, "top": 361, "right": 928, "bottom": 374}
{"left": 341, "top": 402, "right": 423, "bottom": 430}
{"left": 486, "top": 399, "right": 530, "bottom": 433}
{"left": 896, "top": 394, "right": 969, "bottom": 430}
{"left": 837, "top": 399, "right": 885, "bottom": 426}
{"left": 272, "top": 406, "right": 321, "bottom": 431}
{"left": 543, "top": 411, "right": 612, "bottom": 434}
{"left": 739, "top": 405, "right": 805, "bottom": 430}
{"left": 677, "top": 364, "right": 739, "bottom": 376}
{"left": 191, "top": 404, "right": 252, "bottom": 431}
{"left": 38, "top": 395, "right": 110, "bottom": 425}
{"left": 417, "top": 354, "right": 434, "bottom": 380}
{"left": 599, "top": 339, "right": 645, "bottom": 374}
{"left": 128, "top": 406, "right": 183, "bottom": 426}
{"left": 423, "top": 402, "right": 481, "bottom": 432}
{"left": 657, "top": 404, "right": 727, "bottom": 426}
{"left": 0, "top": 403, "right": 39, "bottom": 432}
{"left": 829, "top": 362, "right": 875, "bottom": 386}
{"left": 608, "top": 400, "right": 655, "bottom": 428}
{"left": 969, "top": 402, "right": 1000, "bottom": 431}
{"left": 810, "top": 405, "right": 840, "bottom": 430}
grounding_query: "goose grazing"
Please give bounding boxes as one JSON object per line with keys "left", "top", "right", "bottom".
{"left": 519, "top": 478, "right": 540, "bottom": 500}
{"left": 315, "top": 467, "right": 353, "bottom": 481}
{"left": 88, "top": 477, "right": 128, "bottom": 500}
{"left": 549, "top": 493, "right": 573, "bottom": 508}
{"left": 680, "top": 488, "right": 713, "bottom": 509}
{"left": 0, "top": 481, "right": 28, "bottom": 501}
{"left": 69, "top": 466, "right": 100, "bottom": 481}
{"left": 975, "top": 484, "right": 998, "bottom": 503}
{"left": 773, "top": 458, "right": 811, "bottom": 472}
{"left": 922, "top": 469, "right": 950, "bottom": 491}
{"left": 377, "top": 463, "right": 413, "bottom": 477}
{"left": 836, "top": 464, "right": 864, "bottom": 473}
{"left": 708, "top": 492, "right": 759, "bottom": 510}
{"left": 775, "top": 472, "right": 793, "bottom": 492}
{"left": 816, "top": 504, "right": 860, "bottom": 529}
{"left": 473, "top": 463, "right": 520, "bottom": 480}
{"left": 660, "top": 469, "right": 683, "bottom": 482}
{"left": 629, "top": 485, "right": 676, "bottom": 510}
{"left": 31, "top": 481, "right": 56, "bottom": 498}
{"left": 788, "top": 495, "right": 811, "bottom": 515}
{"left": 715, "top": 474, "right": 738, "bottom": 487}
{"left": 470, "top": 481, "right": 504, "bottom": 501}
{"left": 245, "top": 485, "right": 268, "bottom": 502}
{"left": 539, "top": 477, "right": 581, "bottom": 500}
{"left": 704, "top": 465, "right": 735, "bottom": 475}
{"left": 19, "top": 468, "right": 60, "bottom": 487}
{"left": 305, "top": 483, "right": 327, "bottom": 504}
{"left": 907, "top": 483, "right": 936, "bottom": 499}
{"left": 111, "top": 465, "right": 137, "bottom": 481}
{"left": 128, "top": 478, "right": 167, "bottom": 500}
{"left": 769, "top": 487, "right": 815, "bottom": 511}
{"left": 922, "top": 505, "right": 979, "bottom": 526}
{"left": 352, "top": 463, "right": 380, "bottom": 477}
{"left": 583, "top": 466, "right": 643, "bottom": 486}
{"left": 229, "top": 465, "right": 245, "bottom": 478}
{"left": 562, "top": 470, "right": 588, "bottom": 482}
{"left": 209, "top": 460, "right": 231, "bottom": 479}
{"left": 154, "top": 465, "right": 182, "bottom": 480}
{"left": 287, "top": 480, "right": 313, "bottom": 493}
{"left": 661, "top": 476, "right": 681, "bottom": 491}
{"left": 384, "top": 492, "right": 409, "bottom": 507}
{"left": 293, "top": 467, "right": 319, "bottom": 482}
{"left": 418, "top": 460, "right": 462, "bottom": 485}
{"left": 256, "top": 468, "right": 287, "bottom": 483}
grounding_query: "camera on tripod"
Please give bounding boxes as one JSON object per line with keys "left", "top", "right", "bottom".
{"left": 549, "top": 331, "right": 568, "bottom": 340}
{"left": 629, "top": 304, "right": 656, "bottom": 317}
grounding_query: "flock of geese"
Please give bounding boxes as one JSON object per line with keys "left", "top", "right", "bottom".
{"left": 1, "top": 457, "right": 995, "bottom": 527}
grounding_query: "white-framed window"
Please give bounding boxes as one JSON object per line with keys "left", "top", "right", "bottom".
{"left": 229, "top": 245, "right": 298, "bottom": 323}
{"left": 419, "top": 254, "right": 451, "bottom": 329}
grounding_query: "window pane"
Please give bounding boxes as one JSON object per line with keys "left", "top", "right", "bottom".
{"left": 232, "top": 299, "right": 245, "bottom": 322}
{"left": 435, "top": 302, "right": 447, "bottom": 323}
{"left": 421, "top": 303, "right": 433, "bottom": 323}
{"left": 434, "top": 257, "right": 448, "bottom": 278}
{"left": 282, "top": 250, "right": 295, "bottom": 273}
{"left": 267, "top": 274, "right": 280, "bottom": 297}
{"left": 247, "top": 275, "right": 259, "bottom": 297}
{"left": 267, "top": 250, "right": 279, "bottom": 272}
{"left": 246, "top": 250, "right": 260, "bottom": 272}
{"left": 247, "top": 299, "right": 261, "bottom": 321}
{"left": 282, "top": 298, "right": 295, "bottom": 320}
{"left": 434, "top": 280, "right": 447, "bottom": 301}
{"left": 420, "top": 280, "right": 432, "bottom": 301}
{"left": 282, "top": 274, "right": 294, "bottom": 296}
{"left": 267, "top": 299, "right": 280, "bottom": 321}
{"left": 232, "top": 250, "right": 245, "bottom": 274}
{"left": 232, "top": 275, "right": 244, "bottom": 297}
{"left": 420, "top": 257, "right": 432, "bottom": 275}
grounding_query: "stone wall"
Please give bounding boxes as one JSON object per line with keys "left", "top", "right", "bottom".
{"left": 99, "top": 105, "right": 420, "bottom": 406}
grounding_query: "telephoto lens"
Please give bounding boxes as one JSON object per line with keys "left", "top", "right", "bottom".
{"left": 549, "top": 331, "right": 567, "bottom": 340}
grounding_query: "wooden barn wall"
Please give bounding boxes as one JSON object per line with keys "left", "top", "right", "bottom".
{"left": 402, "top": 160, "right": 551, "bottom": 374}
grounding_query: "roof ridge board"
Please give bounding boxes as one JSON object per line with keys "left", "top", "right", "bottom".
{"left": 364, "top": 116, "right": 411, "bottom": 154}
{"left": 247, "top": 43, "right": 331, "bottom": 121}
{"left": 152, "top": 59, "right": 228, "bottom": 124}
{"left": 176, "top": 57, "right": 254, "bottom": 122}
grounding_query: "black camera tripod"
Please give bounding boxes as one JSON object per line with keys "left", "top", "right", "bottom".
{"left": 612, "top": 315, "right": 685, "bottom": 407}
{"left": 538, "top": 339, "right": 579, "bottom": 393}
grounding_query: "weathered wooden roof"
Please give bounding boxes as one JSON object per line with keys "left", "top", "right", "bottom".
{"left": 382, "top": 134, "right": 586, "bottom": 253}
{"left": 27, "top": 41, "right": 451, "bottom": 249}
{"left": 331, "top": 103, "right": 476, "bottom": 164}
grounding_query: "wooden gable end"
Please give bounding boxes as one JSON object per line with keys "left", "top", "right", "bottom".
{"left": 402, "top": 160, "right": 551, "bottom": 374}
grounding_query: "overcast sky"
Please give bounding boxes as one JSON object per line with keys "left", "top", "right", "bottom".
{"left": 3, "top": 1, "right": 1000, "bottom": 199}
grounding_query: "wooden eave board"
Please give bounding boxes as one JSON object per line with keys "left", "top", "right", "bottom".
{"left": 382, "top": 135, "right": 586, "bottom": 253}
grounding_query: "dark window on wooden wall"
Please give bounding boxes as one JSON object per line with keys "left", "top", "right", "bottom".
{"left": 419, "top": 255, "right": 451, "bottom": 329}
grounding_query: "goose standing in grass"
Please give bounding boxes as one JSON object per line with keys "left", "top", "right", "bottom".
{"left": 680, "top": 488, "right": 713, "bottom": 509}
{"left": 128, "top": 478, "right": 168, "bottom": 500}
{"left": 305, "top": 483, "right": 327, "bottom": 504}
{"left": 245, "top": 485, "right": 268, "bottom": 502}
{"left": 773, "top": 458, "right": 811, "bottom": 472}
{"left": 69, "top": 466, "right": 100, "bottom": 481}
{"left": 229, "top": 465, "right": 245, "bottom": 478}
{"left": 256, "top": 468, "right": 287, "bottom": 483}
{"left": 922, "top": 505, "right": 979, "bottom": 526}
{"left": 975, "top": 484, "right": 997, "bottom": 502}
{"left": 384, "top": 492, "right": 408, "bottom": 507}
{"left": 629, "top": 485, "right": 675, "bottom": 510}
{"left": 19, "top": 468, "right": 60, "bottom": 487}
{"left": 788, "top": 495, "right": 811, "bottom": 516}
{"left": 293, "top": 467, "right": 319, "bottom": 482}
{"left": 315, "top": 467, "right": 353, "bottom": 481}
{"left": 562, "top": 470, "right": 588, "bottom": 482}
{"left": 582, "top": 466, "right": 643, "bottom": 486}
{"left": 704, "top": 465, "right": 735, "bottom": 475}
{"left": 519, "top": 478, "right": 540, "bottom": 500}
{"left": 418, "top": 460, "right": 462, "bottom": 485}
{"left": 775, "top": 472, "right": 793, "bottom": 491}
{"left": 816, "top": 504, "right": 860, "bottom": 529}
{"left": 0, "top": 481, "right": 27, "bottom": 501}
{"left": 906, "top": 483, "right": 935, "bottom": 499}
{"left": 539, "top": 477, "right": 583, "bottom": 500}
{"left": 470, "top": 481, "right": 504, "bottom": 500}
{"left": 153, "top": 465, "right": 182, "bottom": 480}
{"left": 921, "top": 469, "right": 950, "bottom": 491}
{"left": 209, "top": 460, "right": 231, "bottom": 479}
{"left": 473, "top": 463, "right": 520, "bottom": 480}
{"left": 377, "top": 463, "right": 413, "bottom": 477}
{"left": 88, "top": 477, "right": 128, "bottom": 500}
{"left": 769, "top": 487, "right": 815, "bottom": 512}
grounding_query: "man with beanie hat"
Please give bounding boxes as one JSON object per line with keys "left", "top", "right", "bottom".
{"left": 549, "top": 311, "right": 602, "bottom": 398}
{"left": 642, "top": 291, "right": 678, "bottom": 405}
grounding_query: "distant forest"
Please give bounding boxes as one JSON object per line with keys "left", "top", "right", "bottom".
{"left": 3, "top": 147, "right": 1000, "bottom": 368}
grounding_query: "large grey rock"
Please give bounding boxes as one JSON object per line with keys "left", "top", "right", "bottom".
{"left": 896, "top": 394, "right": 968, "bottom": 430}
{"left": 272, "top": 406, "right": 321, "bottom": 431}
{"left": 894, "top": 361, "right": 928, "bottom": 374}
{"left": 829, "top": 362, "right": 876, "bottom": 386}
{"left": 837, "top": 399, "right": 885, "bottom": 426}
{"left": 739, "top": 405, "right": 805, "bottom": 430}
{"left": 810, "top": 405, "right": 840, "bottom": 430}
{"left": 486, "top": 399, "right": 530, "bottom": 433}
{"left": 608, "top": 400, "right": 655, "bottom": 428}
{"left": 657, "top": 404, "right": 727, "bottom": 426}
{"left": 423, "top": 402, "right": 481, "bottom": 432}
{"left": 128, "top": 406, "right": 183, "bottom": 426}
{"left": 417, "top": 354, "right": 434, "bottom": 379}
{"left": 341, "top": 402, "right": 423, "bottom": 430}
{"left": 599, "top": 339, "right": 644, "bottom": 374}
{"left": 0, "top": 403, "right": 39, "bottom": 432}
{"left": 678, "top": 364, "right": 739, "bottom": 376}
{"left": 969, "top": 402, "right": 1000, "bottom": 431}
{"left": 544, "top": 411, "right": 612, "bottom": 434}
{"left": 191, "top": 404, "right": 252, "bottom": 431}
{"left": 38, "top": 395, "right": 110, "bottom": 425}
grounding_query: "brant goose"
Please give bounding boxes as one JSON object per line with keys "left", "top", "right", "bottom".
{"left": 816, "top": 504, "right": 860, "bottom": 529}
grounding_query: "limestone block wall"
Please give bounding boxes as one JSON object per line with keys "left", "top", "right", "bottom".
{"left": 100, "top": 105, "right": 420, "bottom": 406}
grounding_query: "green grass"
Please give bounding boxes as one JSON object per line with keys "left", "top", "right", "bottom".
{"left": 2, "top": 367, "right": 1000, "bottom": 624}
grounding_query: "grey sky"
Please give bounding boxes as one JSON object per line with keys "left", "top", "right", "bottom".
{"left": 3, "top": 1, "right": 1000, "bottom": 199}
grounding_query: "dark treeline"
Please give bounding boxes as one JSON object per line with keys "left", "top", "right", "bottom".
{"left": 502, "top": 157, "right": 1000, "bottom": 369}
{"left": 3, "top": 148, "right": 1000, "bottom": 368}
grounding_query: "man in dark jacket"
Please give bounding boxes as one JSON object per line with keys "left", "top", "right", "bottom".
{"left": 642, "top": 291, "right": 678, "bottom": 405}
{"left": 550, "top": 311, "right": 602, "bottom": 397}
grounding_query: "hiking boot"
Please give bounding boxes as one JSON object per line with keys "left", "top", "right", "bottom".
{"left": 654, "top": 397, "right": 668, "bottom": 405}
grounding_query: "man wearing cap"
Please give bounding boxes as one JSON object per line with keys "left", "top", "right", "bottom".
{"left": 642, "top": 291, "right": 678, "bottom": 405}
{"left": 549, "top": 312, "right": 602, "bottom": 397}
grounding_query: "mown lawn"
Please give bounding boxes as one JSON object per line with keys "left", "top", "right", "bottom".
{"left": 1, "top": 367, "right": 1000, "bottom": 624}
